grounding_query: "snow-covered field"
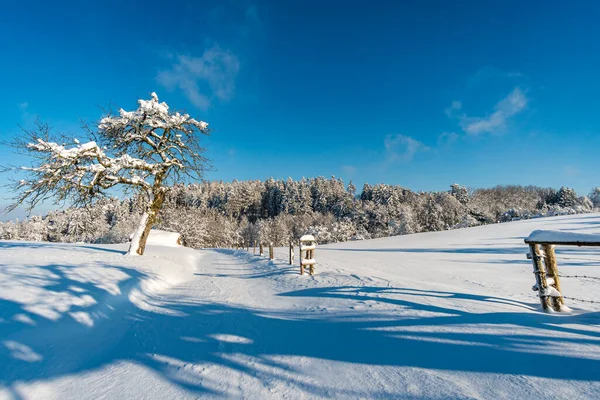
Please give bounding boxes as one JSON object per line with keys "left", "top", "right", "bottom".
{"left": 2, "top": 214, "right": 600, "bottom": 399}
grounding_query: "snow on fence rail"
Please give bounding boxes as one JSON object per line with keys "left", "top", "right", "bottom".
{"left": 525, "top": 230, "right": 600, "bottom": 312}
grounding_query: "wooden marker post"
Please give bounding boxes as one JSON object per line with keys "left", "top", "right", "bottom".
{"left": 259, "top": 243, "right": 264, "bottom": 256}
{"left": 269, "top": 243, "right": 274, "bottom": 260}
{"left": 299, "top": 235, "right": 317, "bottom": 276}
{"left": 289, "top": 242, "right": 294, "bottom": 265}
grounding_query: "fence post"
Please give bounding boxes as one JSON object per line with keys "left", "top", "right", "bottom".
{"left": 289, "top": 242, "right": 294, "bottom": 265}
{"left": 529, "top": 244, "right": 551, "bottom": 311}
{"left": 299, "top": 239, "right": 304, "bottom": 275}
{"left": 269, "top": 243, "right": 274, "bottom": 260}
{"left": 542, "top": 244, "right": 563, "bottom": 309}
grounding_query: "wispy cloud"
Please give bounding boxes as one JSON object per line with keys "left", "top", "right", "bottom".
{"left": 341, "top": 165, "right": 357, "bottom": 175}
{"left": 466, "top": 66, "right": 525, "bottom": 88}
{"left": 458, "top": 87, "right": 528, "bottom": 135}
{"left": 157, "top": 46, "right": 240, "bottom": 110}
{"left": 563, "top": 166, "right": 579, "bottom": 178}
{"left": 17, "top": 101, "right": 36, "bottom": 125}
{"left": 437, "top": 131, "right": 459, "bottom": 147}
{"left": 444, "top": 101, "right": 462, "bottom": 118}
{"left": 384, "top": 134, "right": 429, "bottom": 163}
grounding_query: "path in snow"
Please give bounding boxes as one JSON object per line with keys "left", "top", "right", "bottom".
{"left": 2, "top": 213, "right": 600, "bottom": 399}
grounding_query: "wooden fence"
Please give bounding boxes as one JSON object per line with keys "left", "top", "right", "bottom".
{"left": 525, "top": 230, "right": 600, "bottom": 312}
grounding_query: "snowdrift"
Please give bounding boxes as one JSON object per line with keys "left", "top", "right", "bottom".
{"left": 129, "top": 229, "right": 183, "bottom": 247}
{"left": 144, "top": 229, "right": 183, "bottom": 247}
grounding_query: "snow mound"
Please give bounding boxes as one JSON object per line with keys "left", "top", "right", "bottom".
{"left": 130, "top": 229, "right": 182, "bottom": 247}
{"left": 145, "top": 229, "right": 182, "bottom": 247}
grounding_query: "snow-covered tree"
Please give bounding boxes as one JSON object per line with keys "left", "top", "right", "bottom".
{"left": 589, "top": 187, "right": 600, "bottom": 208}
{"left": 557, "top": 186, "right": 578, "bottom": 208}
{"left": 5, "top": 93, "right": 209, "bottom": 255}
{"left": 347, "top": 181, "right": 357, "bottom": 197}
{"left": 449, "top": 183, "right": 469, "bottom": 205}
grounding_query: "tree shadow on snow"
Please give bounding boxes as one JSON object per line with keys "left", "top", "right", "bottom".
{"left": 0, "top": 241, "right": 127, "bottom": 255}
{"left": 2, "top": 255, "right": 600, "bottom": 397}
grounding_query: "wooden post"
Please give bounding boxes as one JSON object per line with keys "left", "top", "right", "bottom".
{"left": 269, "top": 243, "right": 274, "bottom": 260}
{"left": 309, "top": 249, "right": 315, "bottom": 276}
{"left": 259, "top": 243, "right": 264, "bottom": 256}
{"left": 299, "top": 239, "right": 304, "bottom": 275}
{"left": 529, "top": 244, "right": 551, "bottom": 311}
{"left": 542, "top": 244, "right": 563, "bottom": 308}
{"left": 253, "top": 241, "right": 256, "bottom": 254}
{"left": 289, "top": 242, "right": 294, "bottom": 265}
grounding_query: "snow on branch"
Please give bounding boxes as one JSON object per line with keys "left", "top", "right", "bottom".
{"left": 5, "top": 93, "right": 210, "bottom": 213}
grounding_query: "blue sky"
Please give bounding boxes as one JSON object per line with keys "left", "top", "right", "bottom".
{"left": 1, "top": 0, "right": 600, "bottom": 218}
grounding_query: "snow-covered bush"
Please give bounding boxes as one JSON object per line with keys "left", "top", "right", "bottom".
{"left": 0, "top": 221, "right": 20, "bottom": 240}
{"left": 18, "top": 216, "right": 48, "bottom": 242}
{"left": 589, "top": 187, "right": 600, "bottom": 209}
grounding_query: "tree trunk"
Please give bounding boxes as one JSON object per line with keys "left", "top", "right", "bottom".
{"left": 127, "top": 190, "right": 165, "bottom": 256}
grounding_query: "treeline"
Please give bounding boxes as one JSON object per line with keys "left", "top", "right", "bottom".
{"left": 1, "top": 178, "right": 598, "bottom": 248}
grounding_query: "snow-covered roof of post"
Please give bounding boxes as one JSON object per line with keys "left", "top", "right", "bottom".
{"left": 525, "top": 230, "right": 600, "bottom": 246}
{"left": 300, "top": 234, "right": 315, "bottom": 242}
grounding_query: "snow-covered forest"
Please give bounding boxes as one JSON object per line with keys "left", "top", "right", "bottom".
{"left": 2, "top": 180, "right": 598, "bottom": 248}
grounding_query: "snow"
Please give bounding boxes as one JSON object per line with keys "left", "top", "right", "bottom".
{"left": 99, "top": 92, "right": 208, "bottom": 133}
{"left": 526, "top": 229, "right": 600, "bottom": 244}
{"left": 2, "top": 213, "right": 600, "bottom": 399}
{"left": 144, "top": 229, "right": 182, "bottom": 247}
{"left": 127, "top": 211, "right": 149, "bottom": 256}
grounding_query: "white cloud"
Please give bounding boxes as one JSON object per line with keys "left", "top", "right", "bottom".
{"left": 17, "top": 101, "right": 35, "bottom": 125}
{"left": 384, "top": 134, "right": 429, "bottom": 162}
{"left": 341, "top": 165, "right": 357, "bottom": 175}
{"left": 444, "top": 100, "right": 462, "bottom": 117}
{"left": 157, "top": 46, "right": 240, "bottom": 110}
{"left": 459, "top": 87, "right": 528, "bottom": 135}
{"left": 466, "top": 66, "right": 525, "bottom": 88}
{"left": 563, "top": 166, "right": 579, "bottom": 177}
{"left": 438, "top": 131, "right": 459, "bottom": 146}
